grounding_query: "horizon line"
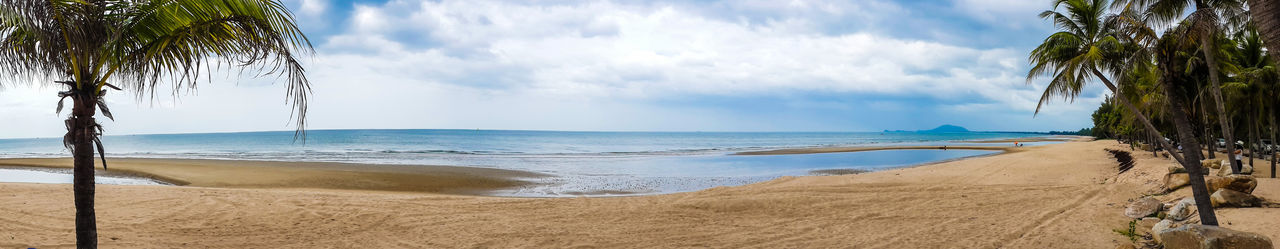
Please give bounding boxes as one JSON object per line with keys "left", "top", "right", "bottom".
{"left": 0, "top": 127, "right": 1081, "bottom": 140}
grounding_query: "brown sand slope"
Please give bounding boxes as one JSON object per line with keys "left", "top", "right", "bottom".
{"left": 0, "top": 140, "right": 1267, "bottom": 248}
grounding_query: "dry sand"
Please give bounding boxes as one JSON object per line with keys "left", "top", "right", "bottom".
{"left": 0, "top": 139, "right": 1276, "bottom": 248}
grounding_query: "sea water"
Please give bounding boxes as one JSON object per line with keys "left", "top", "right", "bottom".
{"left": 0, "top": 129, "right": 1048, "bottom": 196}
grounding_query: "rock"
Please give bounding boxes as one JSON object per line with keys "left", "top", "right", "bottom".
{"left": 1205, "top": 175, "right": 1258, "bottom": 194}
{"left": 1205, "top": 159, "right": 1224, "bottom": 169}
{"left": 1210, "top": 189, "right": 1261, "bottom": 208}
{"left": 1153, "top": 219, "right": 1179, "bottom": 243}
{"left": 1165, "top": 173, "right": 1191, "bottom": 191}
{"left": 1167, "top": 198, "right": 1197, "bottom": 221}
{"left": 1140, "top": 217, "right": 1161, "bottom": 227}
{"left": 1138, "top": 217, "right": 1161, "bottom": 235}
{"left": 1170, "top": 165, "right": 1188, "bottom": 174}
{"left": 1126, "top": 197, "right": 1164, "bottom": 218}
{"left": 1216, "top": 163, "right": 1254, "bottom": 177}
{"left": 1158, "top": 224, "right": 1273, "bottom": 249}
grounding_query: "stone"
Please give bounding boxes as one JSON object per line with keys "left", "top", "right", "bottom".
{"left": 1205, "top": 175, "right": 1258, "bottom": 194}
{"left": 1153, "top": 219, "right": 1179, "bottom": 243}
{"left": 1205, "top": 159, "right": 1224, "bottom": 169}
{"left": 1216, "top": 163, "right": 1254, "bottom": 177}
{"left": 1167, "top": 198, "right": 1197, "bottom": 221}
{"left": 1165, "top": 173, "right": 1191, "bottom": 191}
{"left": 1158, "top": 224, "right": 1273, "bottom": 249}
{"left": 1170, "top": 165, "right": 1188, "bottom": 174}
{"left": 1210, "top": 189, "right": 1262, "bottom": 208}
{"left": 1140, "top": 217, "right": 1161, "bottom": 227}
{"left": 1126, "top": 196, "right": 1163, "bottom": 218}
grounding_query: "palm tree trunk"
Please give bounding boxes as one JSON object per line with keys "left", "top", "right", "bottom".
{"left": 1091, "top": 68, "right": 1187, "bottom": 165}
{"left": 1271, "top": 114, "right": 1277, "bottom": 178}
{"left": 1204, "top": 100, "right": 1216, "bottom": 159}
{"left": 1200, "top": 34, "right": 1242, "bottom": 174}
{"left": 1249, "top": 116, "right": 1256, "bottom": 167}
{"left": 1158, "top": 69, "right": 1220, "bottom": 226}
{"left": 1249, "top": 0, "right": 1280, "bottom": 61}
{"left": 69, "top": 90, "right": 98, "bottom": 249}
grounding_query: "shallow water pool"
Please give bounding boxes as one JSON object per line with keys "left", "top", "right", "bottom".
{"left": 0, "top": 168, "right": 168, "bottom": 185}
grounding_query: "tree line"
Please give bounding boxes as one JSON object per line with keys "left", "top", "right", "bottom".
{"left": 1030, "top": 0, "right": 1280, "bottom": 227}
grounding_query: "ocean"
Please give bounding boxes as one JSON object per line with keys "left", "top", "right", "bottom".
{"left": 0, "top": 129, "right": 1049, "bottom": 196}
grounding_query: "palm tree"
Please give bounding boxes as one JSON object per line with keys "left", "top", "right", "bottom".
{"left": 1120, "top": 0, "right": 1250, "bottom": 173}
{"left": 0, "top": 0, "right": 311, "bottom": 248}
{"left": 1247, "top": 0, "right": 1280, "bottom": 60}
{"left": 1227, "top": 28, "right": 1278, "bottom": 176}
{"left": 1153, "top": 22, "right": 1222, "bottom": 226}
{"left": 1029, "top": 0, "right": 1189, "bottom": 166}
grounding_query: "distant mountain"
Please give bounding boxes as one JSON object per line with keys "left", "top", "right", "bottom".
{"left": 920, "top": 124, "right": 969, "bottom": 133}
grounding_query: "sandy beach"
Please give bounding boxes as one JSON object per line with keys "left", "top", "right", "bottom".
{"left": 1, "top": 139, "right": 1277, "bottom": 248}
{"left": 0, "top": 158, "right": 545, "bottom": 195}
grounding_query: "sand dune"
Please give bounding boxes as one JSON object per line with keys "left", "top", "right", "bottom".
{"left": 0, "top": 140, "right": 1276, "bottom": 248}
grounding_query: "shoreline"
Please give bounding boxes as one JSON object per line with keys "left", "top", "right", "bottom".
{"left": 805, "top": 148, "right": 1008, "bottom": 176}
{"left": 734, "top": 145, "right": 1018, "bottom": 155}
{"left": 0, "top": 144, "right": 1028, "bottom": 196}
{"left": 0, "top": 140, "right": 1059, "bottom": 197}
{"left": 0, "top": 158, "right": 548, "bottom": 195}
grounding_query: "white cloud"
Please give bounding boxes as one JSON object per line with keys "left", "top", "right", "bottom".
{"left": 0, "top": 0, "right": 1099, "bottom": 138}
{"left": 322, "top": 0, "right": 1047, "bottom": 109}
{"left": 299, "top": 0, "right": 327, "bottom": 16}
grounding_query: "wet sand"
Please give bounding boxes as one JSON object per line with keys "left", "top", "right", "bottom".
{"left": 960, "top": 135, "right": 1084, "bottom": 143}
{"left": 0, "top": 139, "right": 1276, "bottom": 248}
{"left": 734, "top": 145, "right": 1016, "bottom": 155}
{"left": 0, "top": 158, "right": 546, "bottom": 195}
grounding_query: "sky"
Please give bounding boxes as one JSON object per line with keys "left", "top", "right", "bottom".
{"left": 0, "top": 0, "right": 1110, "bottom": 139}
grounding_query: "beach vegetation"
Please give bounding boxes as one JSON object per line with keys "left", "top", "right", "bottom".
{"left": 1031, "top": 0, "right": 1280, "bottom": 227}
{"left": 0, "top": 0, "right": 312, "bottom": 248}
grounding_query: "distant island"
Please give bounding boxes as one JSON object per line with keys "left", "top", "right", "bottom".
{"left": 882, "top": 125, "right": 1089, "bottom": 135}
{"left": 883, "top": 124, "right": 971, "bottom": 133}
{"left": 921, "top": 124, "right": 969, "bottom": 133}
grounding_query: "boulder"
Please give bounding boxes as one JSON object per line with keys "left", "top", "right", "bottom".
{"left": 1205, "top": 159, "right": 1224, "bottom": 169}
{"left": 1205, "top": 175, "right": 1258, "bottom": 194}
{"left": 1210, "top": 189, "right": 1261, "bottom": 208}
{"left": 1165, "top": 173, "right": 1191, "bottom": 191}
{"left": 1167, "top": 198, "right": 1197, "bottom": 221}
{"left": 1126, "top": 196, "right": 1163, "bottom": 218}
{"left": 1158, "top": 224, "right": 1273, "bottom": 249}
{"left": 1153, "top": 219, "right": 1180, "bottom": 243}
{"left": 1216, "top": 163, "right": 1254, "bottom": 177}
{"left": 1170, "top": 165, "right": 1188, "bottom": 174}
